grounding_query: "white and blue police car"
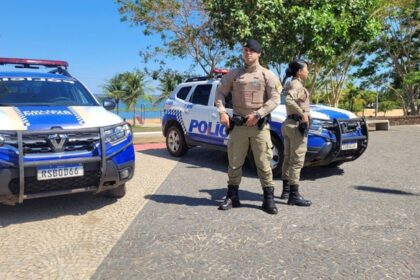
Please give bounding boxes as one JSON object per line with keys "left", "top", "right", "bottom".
{"left": 0, "top": 58, "right": 135, "bottom": 205}
{"left": 162, "top": 69, "right": 368, "bottom": 177}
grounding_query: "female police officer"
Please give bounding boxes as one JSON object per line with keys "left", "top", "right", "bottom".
{"left": 280, "top": 60, "right": 312, "bottom": 207}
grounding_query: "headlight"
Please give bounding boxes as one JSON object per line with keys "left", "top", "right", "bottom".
{"left": 309, "top": 119, "right": 333, "bottom": 135}
{"left": 0, "top": 132, "right": 17, "bottom": 147}
{"left": 104, "top": 124, "right": 131, "bottom": 144}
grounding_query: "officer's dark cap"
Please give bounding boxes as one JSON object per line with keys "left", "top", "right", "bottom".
{"left": 243, "top": 39, "right": 262, "bottom": 53}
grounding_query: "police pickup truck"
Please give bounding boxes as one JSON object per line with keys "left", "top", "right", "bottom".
{"left": 0, "top": 58, "right": 135, "bottom": 205}
{"left": 162, "top": 70, "right": 368, "bottom": 177}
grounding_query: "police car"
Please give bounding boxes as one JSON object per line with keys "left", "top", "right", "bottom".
{"left": 162, "top": 69, "right": 368, "bottom": 177}
{"left": 0, "top": 58, "right": 135, "bottom": 205}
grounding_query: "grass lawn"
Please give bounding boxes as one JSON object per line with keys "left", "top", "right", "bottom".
{"left": 131, "top": 126, "right": 162, "bottom": 133}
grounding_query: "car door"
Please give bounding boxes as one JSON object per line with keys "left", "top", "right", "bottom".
{"left": 183, "top": 83, "right": 228, "bottom": 147}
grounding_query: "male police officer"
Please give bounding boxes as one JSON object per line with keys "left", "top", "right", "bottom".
{"left": 215, "top": 39, "right": 282, "bottom": 214}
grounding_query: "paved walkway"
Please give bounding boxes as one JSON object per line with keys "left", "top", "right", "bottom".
{"left": 0, "top": 147, "right": 178, "bottom": 279}
{"left": 93, "top": 126, "right": 420, "bottom": 279}
{"left": 1, "top": 126, "right": 419, "bottom": 279}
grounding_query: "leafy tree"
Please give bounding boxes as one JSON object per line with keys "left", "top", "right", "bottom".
{"left": 339, "top": 83, "right": 377, "bottom": 114}
{"left": 379, "top": 100, "right": 398, "bottom": 116}
{"left": 208, "top": 0, "right": 381, "bottom": 103}
{"left": 355, "top": 0, "right": 419, "bottom": 115}
{"left": 116, "top": 0, "right": 231, "bottom": 75}
{"left": 103, "top": 73, "right": 126, "bottom": 114}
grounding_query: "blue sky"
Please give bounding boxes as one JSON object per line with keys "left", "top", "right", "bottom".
{"left": 0, "top": 0, "right": 192, "bottom": 95}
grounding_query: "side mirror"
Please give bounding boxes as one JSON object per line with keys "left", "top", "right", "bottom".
{"left": 103, "top": 100, "right": 116, "bottom": 111}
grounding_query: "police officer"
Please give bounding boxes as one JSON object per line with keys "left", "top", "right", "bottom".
{"left": 280, "top": 59, "right": 312, "bottom": 207}
{"left": 215, "top": 39, "right": 282, "bottom": 214}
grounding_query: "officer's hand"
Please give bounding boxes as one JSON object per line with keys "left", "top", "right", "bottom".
{"left": 220, "top": 112, "right": 230, "bottom": 128}
{"left": 245, "top": 114, "right": 258, "bottom": 127}
{"left": 301, "top": 114, "right": 309, "bottom": 124}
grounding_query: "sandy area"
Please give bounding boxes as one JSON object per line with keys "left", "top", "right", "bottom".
{"left": 356, "top": 109, "right": 404, "bottom": 117}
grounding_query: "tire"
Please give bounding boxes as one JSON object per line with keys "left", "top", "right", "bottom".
{"left": 105, "top": 184, "right": 126, "bottom": 198}
{"left": 270, "top": 136, "right": 284, "bottom": 177}
{"left": 247, "top": 135, "right": 284, "bottom": 178}
{"left": 166, "top": 125, "right": 188, "bottom": 157}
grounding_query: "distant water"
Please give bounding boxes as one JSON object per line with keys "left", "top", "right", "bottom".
{"left": 96, "top": 95, "right": 165, "bottom": 120}
{"left": 112, "top": 100, "right": 164, "bottom": 120}
{"left": 116, "top": 109, "right": 163, "bottom": 120}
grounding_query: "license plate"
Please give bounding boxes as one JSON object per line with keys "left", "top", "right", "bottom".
{"left": 341, "top": 142, "right": 358, "bottom": 150}
{"left": 37, "top": 164, "right": 84, "bottom": 181}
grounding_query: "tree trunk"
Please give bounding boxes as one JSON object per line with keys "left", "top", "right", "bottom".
{"left": 133, "top": 106, "right": 136, "bottom": 126}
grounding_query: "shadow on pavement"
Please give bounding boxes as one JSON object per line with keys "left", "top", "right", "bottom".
{"left": 0, "top": 193, "right": 117, "bottom": 228}
{"left": 144, "top": 187, "right": 286, "bottom": 208}
{"left": 352, "top": 185, "right": 420, "bottom": 196}
{"left": 301, "top": 166, "right": 344, "bottom": 181}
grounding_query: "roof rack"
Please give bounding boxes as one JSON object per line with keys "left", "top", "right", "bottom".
{"left": 185, "top": 76, "right": 209, "bottom": 82}
{"left": 184, "top": 68, "right": 229, "bottom": 83}
{"left": 0, "top": 57, "right": 72, "bottom": 77}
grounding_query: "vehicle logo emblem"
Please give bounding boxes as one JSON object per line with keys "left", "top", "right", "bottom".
{"left": 48, "top": 134, "right": 68, "bottom": 152}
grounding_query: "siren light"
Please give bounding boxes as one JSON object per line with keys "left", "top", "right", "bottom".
{"left": 0, "top": 57, "right": 69, "bottom": 68}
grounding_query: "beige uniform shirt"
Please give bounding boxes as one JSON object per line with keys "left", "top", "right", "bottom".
{"left": 283, "top": 78, "right": 310, "bottom": 117}
{"left": 215, "top": 64, "right": 281, "bottom": 117}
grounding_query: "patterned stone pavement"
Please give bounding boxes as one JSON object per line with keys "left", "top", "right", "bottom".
{"left": 0, "top": 149, "right": 178, "bottom": 279}
{"left": 93, "top": 125, "right": 420, "bottom": 279}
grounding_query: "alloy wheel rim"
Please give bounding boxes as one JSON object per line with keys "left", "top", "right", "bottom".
{"left": 168, "top": 130, "right": 180, "bottom": 152}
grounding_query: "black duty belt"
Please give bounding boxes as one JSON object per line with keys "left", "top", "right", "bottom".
{"left": 232, "top": 114, "right": 248, "bottom": 126}
{"left": 287, "top": 114, "right": 302, "bottom": 121}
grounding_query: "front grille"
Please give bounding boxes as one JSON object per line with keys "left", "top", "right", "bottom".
{"left": 339, "top": 121, "right": 360, "bottom": 134}
{"left": 10, "top": 132, "right": 101, "bottom": 154}
{"left": 8, "top": 170, "right": 100, "bottom": 194}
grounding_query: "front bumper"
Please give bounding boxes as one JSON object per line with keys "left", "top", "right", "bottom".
{"left": 305, "top": 118, "right": 368, "bottom": 167}
{"left": 0, "top": 124, "right": 135, "bottom": 204}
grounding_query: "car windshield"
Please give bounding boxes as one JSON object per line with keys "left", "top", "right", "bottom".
{"left": 0, "top": 77, "right": 99, "bottom": 106}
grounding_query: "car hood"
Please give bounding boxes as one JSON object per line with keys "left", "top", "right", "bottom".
{"left": 309, "top": 104, "right": 357, "bottom": 120}
{"left": 0, "top": 106, "right": 123, "bottom": 131}
{"left": 271, "top": 104, "right": 357, "bottom": 122}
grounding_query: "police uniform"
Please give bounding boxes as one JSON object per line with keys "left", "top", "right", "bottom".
{"left": 215, "top": 39, "right": 282, "bottom": 214}
{"left": 281, "top": 77, "right": 312, "bottom": 206}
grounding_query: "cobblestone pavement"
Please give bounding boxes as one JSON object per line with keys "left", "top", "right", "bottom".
{"left": 93, "top": 125, "right": 420, "bottom": 279}
{"left": 0, "top": 149, "right": 178, "bottom": 279}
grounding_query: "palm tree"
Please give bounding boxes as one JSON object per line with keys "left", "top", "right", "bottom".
{"left": 103, "top": 74, "right": 126, "bottom": 114}
{"left": 154, "top": 70, "right": 185, "bottom": 105}
{"left": 120, "top": 70, "right": 153, "bottom": 125}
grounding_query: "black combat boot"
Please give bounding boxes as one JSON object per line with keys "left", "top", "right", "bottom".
{"left": 262, "top": 187, "right": 278, "bottom": 215}
{"left": 219, "top": 185, "right": 241, "bottom": 210}
{"left": 287, "top": 184, "right": 312, "bottom": 207}
{"left": 280, "top": 180, "right": 290, "bottom": 199}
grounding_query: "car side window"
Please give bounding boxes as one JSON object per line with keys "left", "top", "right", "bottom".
{"left": 190, "top": 84, "right": 212, "bottom": 106}
{"left": 176, "top": 86, "right": 191, "bottom": 100}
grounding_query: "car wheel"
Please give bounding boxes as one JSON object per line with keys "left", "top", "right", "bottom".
{"left": 247, "top": 135, "right": 284, "bottom": 178}
{"left": 270, "top": 136, "right": 284, "bottom": 177}
{"left": 166, "top": 125, "right": 188, "bottom": 157}
{"left": 105, "top": 184, "right": 126, "bottom": 198}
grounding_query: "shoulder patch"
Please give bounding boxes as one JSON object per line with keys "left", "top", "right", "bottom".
{"left": 275, "top": 81, "right": 282, "bottom": 92}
